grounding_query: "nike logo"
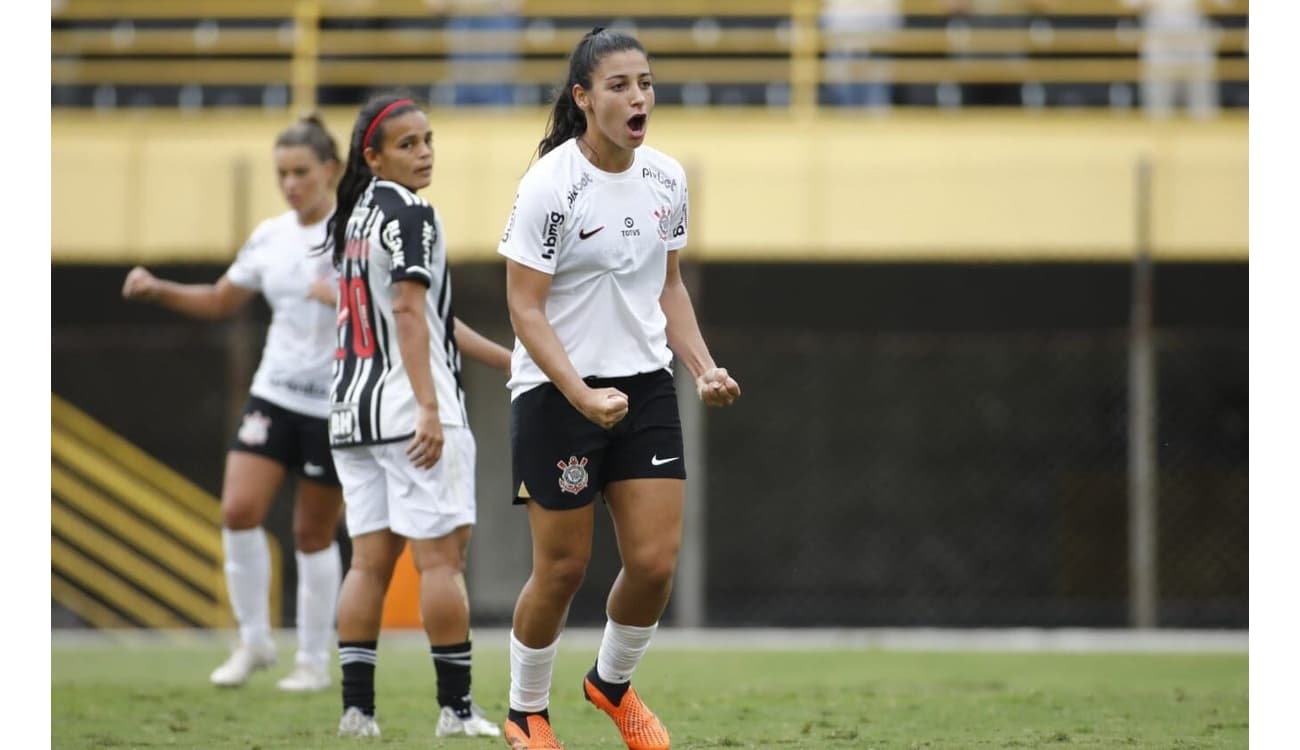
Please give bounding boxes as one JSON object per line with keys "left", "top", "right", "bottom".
{"left": 578, "top": 226, "right": 605, "bottom": 240}
{"left": 650, "top": 455, "right": 680, "bottom": 466}
{"left": 303, "top": 462, "right": 325, "bottom": 476}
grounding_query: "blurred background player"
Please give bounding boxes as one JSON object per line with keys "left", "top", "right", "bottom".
{"left": 325, "top": 94, "right": 510, "bottom": 739}
{"left": 497, "top": 28, "right": 741, "bottom": 750}
{"left": 120, "top": 114, "right": 345, "bottom": 692}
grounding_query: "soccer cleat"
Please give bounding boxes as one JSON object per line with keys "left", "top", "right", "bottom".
{"left": 583, "top": 673, "right": 670, "bottom": 750}
{"left": 209, "top": 642, "right": 277, "bottom": 687}
{"left": 503, "top": 712, "right": 564, "bottom": 749}
{"left": 276, "top": 662, "right": 331, "bottom": 692}
{"left": 435, "top": 704, "right": 502, "bottom": 737}
{"left": 337, "top": 706, "right": 381, "bottom": 737}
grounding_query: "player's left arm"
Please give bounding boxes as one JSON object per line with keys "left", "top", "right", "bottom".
{"left": 660, "top": 250, "right": 740, "bottom": 407}
{"left": 453, "top": 317, "right": 511, "bottom": 372}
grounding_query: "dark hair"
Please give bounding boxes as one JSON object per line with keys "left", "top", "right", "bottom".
{"left": 327, "top": 94, "right": 422, "bottom": 267}
{"left": 274, "top": 113, "right": 340, "bottom": 166}
{"left": 537, "top": 27, "right": 647, "bottom": 160}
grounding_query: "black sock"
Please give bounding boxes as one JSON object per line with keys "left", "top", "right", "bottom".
{"left": 430, "top": 640, "right": 473, "bottom": 718}
{"left": 585, "top": 663, "right": 630, "bottom": 706}
{"left": 339, "top": 640, "right": 378, "bottom": 717}
{"left": 508, "top": 708, "right": 549, "bottom": 736}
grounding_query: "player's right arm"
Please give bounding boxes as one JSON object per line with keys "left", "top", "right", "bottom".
{"left": 498, "top": 175, "right": 627, "bottom": 429}
{"left": 121, "top": 267, "right": 254, "bottom": 320}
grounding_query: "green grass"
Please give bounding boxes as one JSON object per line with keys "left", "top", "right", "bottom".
{"left": 51, "top": 641, "right": 1246, "bottom": 749}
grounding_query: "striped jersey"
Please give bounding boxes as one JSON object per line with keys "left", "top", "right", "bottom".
{"left": 328, "top": 178, "right": 466, "bottom": 447}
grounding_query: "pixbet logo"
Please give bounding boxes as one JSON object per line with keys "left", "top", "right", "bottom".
{"left": 566, "top": 173, "right": 593, "bottom": 209}
{"left": 541, "top": 211, "right": 565, "bottom": 260}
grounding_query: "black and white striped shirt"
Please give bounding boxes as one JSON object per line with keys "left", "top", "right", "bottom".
{"left": 329, "top": 178, "right": 466, "bottom": 447}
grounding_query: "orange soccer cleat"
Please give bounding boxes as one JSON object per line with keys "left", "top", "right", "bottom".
{"left": 503, "top": 711, "right": 564, "bottom": 750}
{"left": 583, "top": 670, "right": 671, "bottom": 750}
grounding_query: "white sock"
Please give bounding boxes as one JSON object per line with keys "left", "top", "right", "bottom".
{"left": 222, "top": 527, "right": 273, "bottom": 649}
{"left": 294, "top": 542, "right": 341, "bottom": 670}
{"left": 509, "top": 630, "right": 559, "bottom": 712}
{"left": 596, "top": 618, "right": 658, "bottom": 685}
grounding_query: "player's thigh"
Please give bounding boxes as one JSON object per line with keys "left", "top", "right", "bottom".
{"left": 292, "top": 477, "right": 343, "bottom": 552}
{"left": 331, "top": 445, "right": 391, "bottom": 539}
{"left": 220, "top": 451, "right": 287, "bottom": 529}
{"left": 409, "top": 524, "right": 474, "bottom": 573}
{"left": 223, "top": 396, "right": 299, "bottom": 527}
{"left": 604, "top": 478, "right": 685, "bottom": 575}
{"left": 290, "top": 414, "right": 343, "bottom": 551}
{"left": 378, "top": 427, "right": 477, "bottom": 541}
{"left": 510, "top": 382, "right": 610, "bottom": 510}
{"left": 602, "top": 370, "right": 686, "bottom": 484}
{"left": 347, "top": 527, "right": 406, "bottom": 580}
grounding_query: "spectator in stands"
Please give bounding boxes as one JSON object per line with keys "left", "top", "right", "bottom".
{"left": 821, "top": 0, "right": 901, "bottom": 108}
{"left": 440, "top": 0, "right": 523, "bottom": 106}
{"left": 496, "top": 27, "right": 741, "bottom": 750}
{"left": 121, "top": 115, "right": 345, "bottom": 693}
{"left": 1125, "top": 0, "right": 1229, "bottom": 119}
{"left": 325, "top": 94, "right": 510, "bottom": 740}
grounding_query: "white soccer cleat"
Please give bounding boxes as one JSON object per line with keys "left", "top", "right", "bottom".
{"left": 276, "top": 662, "right": 331, "bottom": 692}
{"left": 209, "top": 642, "right": 277, "bottom": 687}
{"left": 337, "top": 706, "right": 381, "bottom": 737}
{"left": 435, "top": 704, "right": 502, "bottom": 737}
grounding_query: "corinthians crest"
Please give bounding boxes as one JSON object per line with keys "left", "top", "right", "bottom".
{"left": 653, "top": 206, "right": 672, "bottom": 241}
{"left": 557, "top": 455, "right": 590, "bottom": 494}
{"left": 238, "top": 411, "right": 271, "bottom": 446}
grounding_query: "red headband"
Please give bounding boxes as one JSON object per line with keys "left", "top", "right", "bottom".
{"left": 363, "top": 99, "right": 414, "bottom": 151}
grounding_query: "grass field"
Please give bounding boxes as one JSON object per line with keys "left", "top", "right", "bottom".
{"left": 51, "top": 638, "right": 1247, "bottom": 749}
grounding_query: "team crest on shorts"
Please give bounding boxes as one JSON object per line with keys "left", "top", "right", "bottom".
{"left": 557, "top": 455, "right": 590, "bottom": 494}
{"left": 238, "top": 411, "right": 271, "bottom": 446}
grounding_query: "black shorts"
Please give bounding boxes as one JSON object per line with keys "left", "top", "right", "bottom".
{"left": 510, "top": 369, "right": 686, "bottom": 510}
{"left": 229, "top": 395, "right": 341, "bottom": 487}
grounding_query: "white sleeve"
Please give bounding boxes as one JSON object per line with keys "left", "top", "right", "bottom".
{"left": 497, "top": 171, "right": 566, "bottom": 275}
{"left": 666, "top": 173, "right": 689, "bottom": 252}
{"left": 225, "top": 222, "right": 270, "bottom": 291}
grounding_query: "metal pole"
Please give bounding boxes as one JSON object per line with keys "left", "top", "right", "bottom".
{"left": 790, "top": 0, "right": 819, "bottom": 121}
{"left": 291, "top": 0, "right": 320, "bottom": 112}
{"left": 1128, "top": 156, "right": 1158, "bottom": 629}
{"left": 674, "top": 167, "right": 707, "bottom": 628}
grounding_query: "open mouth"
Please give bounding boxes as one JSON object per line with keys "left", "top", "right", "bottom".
{"left": 627, "top": 114, "right": 647, "bottom": 137}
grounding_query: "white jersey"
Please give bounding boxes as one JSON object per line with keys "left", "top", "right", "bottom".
{"left": 497, "top": 138, "right": 689, "bottom": 399}
{"left": 329, "top": 179, "right": 466, "bottom": 447}
{"left": 225, "top": 210, "right": 336, "bottom": 418}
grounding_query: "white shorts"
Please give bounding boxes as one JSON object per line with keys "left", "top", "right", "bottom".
{"left": 331, "top": 426, "right": 477, "bottom": 540}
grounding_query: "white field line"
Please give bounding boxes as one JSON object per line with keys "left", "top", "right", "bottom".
{"left": 51, "top": 627, "right": 1247, "bottom": 653}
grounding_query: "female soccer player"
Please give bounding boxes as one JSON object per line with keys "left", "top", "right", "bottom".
{"left": 497, "top": 28, "right": 741, "bottom": 750}
{"left": 326, "top": 94, "right": 509, "bottom": 740}
{"left": 121, "top": 115, "right": 345, "bottom": 692}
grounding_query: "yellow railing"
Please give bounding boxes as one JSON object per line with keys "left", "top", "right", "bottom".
{"left": 52, "top": 0, "right": 1249, "bottom": 115}
{"left": 51, "top": 394, "right": 282, "bottom": 629}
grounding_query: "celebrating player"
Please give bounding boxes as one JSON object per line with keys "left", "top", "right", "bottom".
{"left": 497, "top": 28, "right": 741, "bottom": 750}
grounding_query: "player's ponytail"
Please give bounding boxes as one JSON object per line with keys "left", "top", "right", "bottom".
{"left": 537, "top": 27, "right": 646, "bottom": 160}
{"left": 327, "top": 94, "right": 422, "bottom": 268}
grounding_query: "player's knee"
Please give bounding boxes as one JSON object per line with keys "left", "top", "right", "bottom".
{"left": 538, "top": 555, "right": 589, "bottom": 598}
{"left": 292, "top": 510, "right": 337, "bottom": 552}
{"left": 220, "top": 499, "right": 264, "bottom": 530}
{"left": 624, "top": 547, "right": 678, "bottom": 589}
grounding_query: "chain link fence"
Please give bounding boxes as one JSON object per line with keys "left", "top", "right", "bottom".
{"left": 52, "top": 261, "right": 1247, "bottom": 629}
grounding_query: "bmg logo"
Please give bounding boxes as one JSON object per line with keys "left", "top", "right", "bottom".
{"left": 542, "top": 211, "right": 565, "bottom": 260}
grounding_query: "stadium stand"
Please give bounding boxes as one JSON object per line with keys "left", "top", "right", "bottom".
{"left": 52, "top": 0, "right": 1247, "bottom": 110}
